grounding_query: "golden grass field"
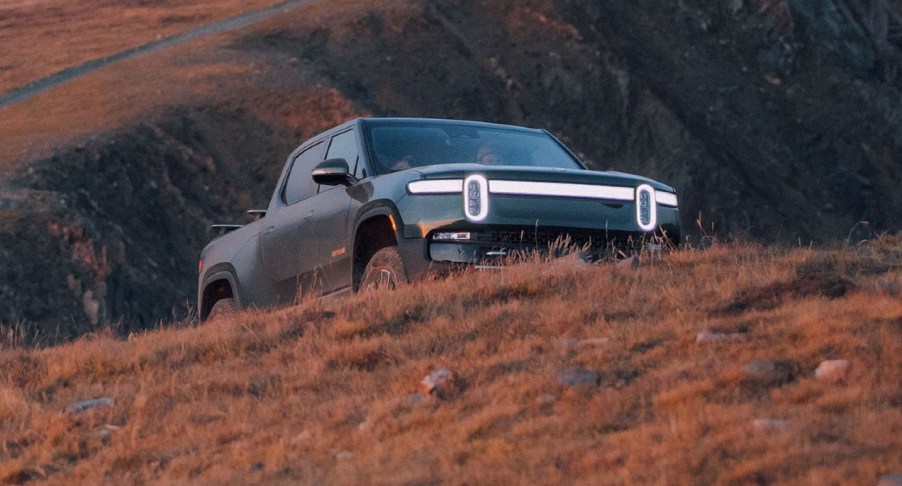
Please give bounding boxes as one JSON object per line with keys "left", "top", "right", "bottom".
{"left": 1, "top": 240, "right": 900, "bottom": 484}
{"left": 0, "top": 0, "right": 277, "bottom": 169}
{"left": 0, "top": 0, "right": 396, "bottom": 170}
{"left": 0, "top": 0, "right": 283, "bottom": 95}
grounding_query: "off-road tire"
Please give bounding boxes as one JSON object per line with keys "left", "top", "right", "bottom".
{"left": 361, "top": 246, "right": 408, "bottom": 292}
{"left": 208, "top": 297, "right": 236, "bottom": 320}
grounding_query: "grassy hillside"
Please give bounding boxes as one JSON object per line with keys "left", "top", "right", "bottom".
{"left": 0, "top": 0, "right": 283, "bottom": 95}
{"left": 2, "top": 240, "right": 900, "bottom": 484}
{"left": 2, "top": 3, "right": 899, "bottom": 482}
{"left": 3, "top": 0, "right": 902, "bottom": 331}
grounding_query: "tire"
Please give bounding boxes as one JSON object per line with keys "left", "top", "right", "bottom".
{"left": 360, "top": 246, "right": 408, "bottom": 292}
{"left": 208, "top": 297, "right": 236, "bottom": 320}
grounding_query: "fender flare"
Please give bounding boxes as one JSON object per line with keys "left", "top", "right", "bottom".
{"left": 353, "top": 201, "right": 404, "bottom": 242}
{"left": 200, "top": 267, "right": 242, "bottom": 314}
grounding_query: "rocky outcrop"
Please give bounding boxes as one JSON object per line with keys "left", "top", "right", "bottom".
{"left": 240, "top": 0, "right": 901, "bottom": 242}
{"left": 0, "top": 108, "right": 293, "bottom": 342}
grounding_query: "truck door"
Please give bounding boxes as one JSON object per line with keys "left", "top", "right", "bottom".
{"left": 303, "top": 128, "right": 361, "bottom": 294}
{"left": 260, "top": 141, "right": 326, "bottom": 301}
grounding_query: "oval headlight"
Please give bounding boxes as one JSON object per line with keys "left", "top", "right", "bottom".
{"left": 463, "top": 175, "right": 489, "bottom": 222}
{"left": 635, "top": 184, "right": 657, "bottom": 231}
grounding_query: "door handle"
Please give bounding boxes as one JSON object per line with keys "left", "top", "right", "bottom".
{"left": 265, "top": 226, "right": 275, "bottom": 234}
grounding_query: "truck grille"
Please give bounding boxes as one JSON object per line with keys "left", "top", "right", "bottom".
{"left": 473, "top": 228, "right": 642, "bottom": 258}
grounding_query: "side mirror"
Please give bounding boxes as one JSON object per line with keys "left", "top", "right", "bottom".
{"left": 312, "top": 158, "right": 357, "bottom": 187}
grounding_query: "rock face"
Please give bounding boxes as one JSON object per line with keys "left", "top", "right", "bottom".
{"left": 0, "top": 109, "right": 293, "bottom": 342}
{"left": 594, "top": 0, "right": 902, "bottom": 242}
{"left": 236, "top": 0, "right": 902, "bottom": 244}
{"left": 3, "top": 0, "right": 901, "bottom": 338}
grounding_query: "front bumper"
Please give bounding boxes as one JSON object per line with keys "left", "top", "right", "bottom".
{"left": 395, "top": 174, "right": 681, "bottom": 274}
{"left": 427, "top": 226, "right": 667, "bottom": 263}
{"left": 395, "top": 221, "right": 679, "bottom": 283}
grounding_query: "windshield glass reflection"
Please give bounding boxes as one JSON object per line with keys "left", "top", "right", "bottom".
{"left": 366, "top": 122, "right": 582, "bottom": 174}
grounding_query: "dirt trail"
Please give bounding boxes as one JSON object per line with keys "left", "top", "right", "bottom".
{"left": 0, "top": 0, "right": 319, "bottom": 109}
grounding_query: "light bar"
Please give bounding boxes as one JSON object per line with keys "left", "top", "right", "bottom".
{"left": 488, "top": 180, "right": 634, "bottom": 201}
{"left": 656, "top": 191, "right": 678, "bottom": 207}
{"left": 407, "top": 179, "right": 463, "bottom": 194}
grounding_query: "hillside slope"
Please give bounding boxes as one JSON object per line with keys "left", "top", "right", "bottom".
{"left": 1, "top": 0, "right": 901, "bottom": 333}
{"left": 1, "top": 242, "right": 900, "bottom": 484}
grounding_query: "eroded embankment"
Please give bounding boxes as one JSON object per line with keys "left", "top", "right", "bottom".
{"left": 0, "top": 108, "right": 292, "bottom": 341}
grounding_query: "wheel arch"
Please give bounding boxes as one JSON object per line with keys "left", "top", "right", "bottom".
{"left": 352, "top": 205, "right": 402, "bottom": 292}
{"left": 200, "top": 269, "right": 240, "bottom": 321}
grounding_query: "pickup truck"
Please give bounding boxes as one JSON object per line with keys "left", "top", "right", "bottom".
{"left": 197, "top": 118, "right": 680, "bottom": 319}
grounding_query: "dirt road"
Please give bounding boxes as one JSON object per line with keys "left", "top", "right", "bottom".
{"left": 0, "top": 0, "right": 319, "bottom": 109}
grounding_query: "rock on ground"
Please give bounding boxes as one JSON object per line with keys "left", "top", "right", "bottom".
{"left": 556, "top": 367, "right": 601, "bottom": 387}
{"left": 66, "top": 397, "right": 114, "bottom": 413}
{"left": 878, "top": 474, "right": 902, "bottom": 486}
{"left": 815, "top": 359, "right": 850, "bottom": 382}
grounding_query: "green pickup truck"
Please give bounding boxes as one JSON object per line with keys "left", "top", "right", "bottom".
{"left": 198, "top": 118, "right": 680, "bottom": 319}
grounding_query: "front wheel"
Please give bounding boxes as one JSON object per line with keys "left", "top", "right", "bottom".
{"left": 360, "top": 246, "right": 408, "bottom": 292}
{"left": 208, "top": 297, "right": 236, "bottom": 320}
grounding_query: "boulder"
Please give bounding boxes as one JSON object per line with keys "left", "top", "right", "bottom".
{"left": 66, "top": 397, "right": 113, "bottom": 413}
{"left": 696, "top": 330, "right": 743, "bottom": 343}
{"left": 815, "top": 359, "right": 850, "bottom": 382}
{"left": 578, "top": 337, "right": 611, "bottom": 348}
{"left": 419, "top": 368, "right": 456, "bottom": 396}
{"left": 556, "top": 367, "right": 601, "bottom": 387}
{"left": 743, "top": 360, "right": 794, "bottom": 385}
{"left": 752, "top": 418, "right": 788, "bottom": 430}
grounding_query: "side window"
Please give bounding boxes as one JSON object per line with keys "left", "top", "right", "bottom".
{"left": 283, "top": 141, "right": 326, "bottom": 205}
{"left": 326, "top": 129, "right": 360, "bottom": 177}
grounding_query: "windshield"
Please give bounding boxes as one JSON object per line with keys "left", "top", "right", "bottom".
{"left": 365, "top": 122, "right": 583, "bottom": 174}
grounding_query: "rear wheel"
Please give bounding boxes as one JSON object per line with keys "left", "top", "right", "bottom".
{"left": 208, "top": 297, "right": 236, "bottom": 320}
{"left": 360, "top": 247, "right": 408, "bottom": 291}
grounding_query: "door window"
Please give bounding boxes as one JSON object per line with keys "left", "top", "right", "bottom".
{"left": 283, "top": 141, "right": 326, "bottom": 205}
{"left": 326, "top": 129, "right": 360, "bottom": 177}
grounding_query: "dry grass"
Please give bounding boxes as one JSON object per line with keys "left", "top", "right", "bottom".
{"left": 0, "top": 0, "right": 394, "bottom": 170}
{"left": 0, "top": 0, "right": 276, "bottom": 169}
{"left": 0, "top": 0, "right": 282, "bottom": 94}
{"left": 0, "top": 36, "right": 257, "bottom": 169}
{"left": 1, "top": 239, "right": 900, "bottom": 484}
